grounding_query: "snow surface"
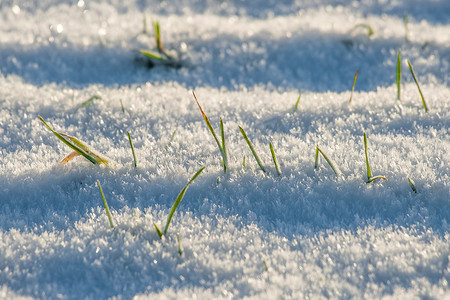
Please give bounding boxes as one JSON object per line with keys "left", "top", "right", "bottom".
{"left": 0, "top": 0, "right": 449, "bottom": 299}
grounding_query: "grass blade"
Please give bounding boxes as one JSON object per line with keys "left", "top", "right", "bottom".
{"left": 294, "top": 94, "right": 301, "bottom": 111}
{"left": 154, "top": 223, "right": 163, "bottom": 239}
{"left": 396, "top": 50, "right": 401, "bottom": 101}
{"left": 127, "top": 131, "right": 137, "bottom": 168}
{"left": 153, "top": 19, "right": 163, "bottom": 53}
{"left": 166, "top": 130, "right": 177, "bottom": 149}
{"left": 363, "top": 132, "right": 372, "bottom": 180}
{"left": 177, "top": 234, "right": 183, "bottom": 256}
{"left": 263, "top": 259, "right": 269, "bottom": 272}
{"left": 363, "top": 133, "right": 387, "bottom": 183}
{"left": 193, "top": 91, "right": 227, "bottom": 172}
{"left": 404, "top": 13, "right": 409, "bottom": 41}
{"left": 97, "top": 180, "right": 114, "bottom": 228}
{"left": 242, "top": 155, "right": 246, "bottom": 168}
{"left": 408, "top": 177, "right": 418, "bottom": 193}
{"left": 367, "top": 175, "right": 388, "bottom": 183}
{"left": 314, "top": 145, "right": 341, "bottom": 176}
{"left": 139, "top": 49, "right": 165, "bottom": 61}
{"left": 164, "top": 166, "right": 205, "bottom": 235}
{"left": 81, "top": 95, "right": 101, "bottom": 107}
{"left": 270, "top": 142, "right": 281, "bottom": 176}
{"left": 239, "top": 126, "right": 266, "bottom": 173}
{"left": 220, "top": 118, "right": 228, "bottom": 172}
{"left": 407, "top": 60, "right": 428, "bottom": 112}
{"left": 38, "top": 116, "right": 99, "bottom": 165}
{"left": 120, "top": 99, "right": 125, "bottom": 113}
{"left": 348, "top": 69, "right": 358, "bottom": 103}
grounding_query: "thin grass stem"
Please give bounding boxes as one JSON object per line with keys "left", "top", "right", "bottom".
{"left": 363, "top": 132, "right": 387, "bottom": 183}
{"left": 127, "top": 131, "right": 137, "bottom": 168}
{"left": 294, "top": 94, "right": 301, "bottom": 111}
{"left": 239, "top": 126, "right": 266, "bottom": 173}
{"left": 408, "top": 177, "right": 417, "bottom": 193}
{"left": 154, "top": 223, "right": 163, "bottom": 239}
{"left": 349, "top": 69, "right": 359, "bottom": 103}
{"left": 193, "top": 91, "right": 228, "bottom": 172}
{"left": 270, "top": 142, "right": 281, "bottom": 176}
{"left": 407, "top": 60, "right": 428, "bottom": 112}
{"left": 97, "top": 180, "right": 114, "bottom": 228}
{"left": 164, "top": 167, "right": 205, "bottom": 235}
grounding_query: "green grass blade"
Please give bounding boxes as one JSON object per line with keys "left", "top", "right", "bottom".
{"left": 38, "top": 116, "right": 99, "bottom": 165}
{"left": 242, "top": 155, "right": 246, "bottom": 168}
{"left": 139, "top": 49, "right": 165, "bottom": 60}
{"left": 314, "top": 146, "right": 320, "bottom": 169}
{"left": 270, "top": 142, "right": 281, "bottom": 176}
{"left": 81, "top": 95, "right": 101, "bottom": 107}
{"left": 397, "top": 50, "right": 401, "bottom": 101}
{"left": 153, "top": 19, "right": 162, "bottom": 52}
{"left": 404, "top": 13, "right": 409, "bottom": 41}
{"left": 349, "top": 69, "right": 358, "bottom": 103}
{"left": 220, "top": 118, "right": 228, "bottom": 172}
{"left": 315, "top": 146, "right": 341, "bottom": 176}
{"left": 120, "top": 99, "right": 125, "bottom": 113}
{"left": 166, "top": 130, "right": 177, "bottom": 149}
{"left": 364, "top": 132, "right": 372, "bottom": 180}
{"left": 263, "top": 259, "right": 269, "bottom": 272}
{"left": 408, "top": 177, "right": 417, "bottom": 193}
{"left": 153, "top": 223, "right": 163, "bottom": 239}
{"left": 294, "top": 94, "right": 301, "bottom": 111}
{"left": 193, "top": 91, "right": 227, "bottom": 172}
{"left": 127, "top": 131, "right": 137, "bottom": 168}
{"left": 177, "top": 234, "right": 183, "bottom": 256}
{"left": 97, "top": 180, "right": 114, "bottom": 228}
{"left": 239, "top": 126, "right": 266, "bottom": 173}
{"left": 164, "top": 166, "right": 205, "bottom": 235}
{"left": 407, "top": 60, "right": 428, "bottom": 112}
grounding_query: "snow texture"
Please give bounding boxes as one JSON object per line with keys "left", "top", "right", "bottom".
{"left": 0, "top": 0, "right": 449, "bottom": 299}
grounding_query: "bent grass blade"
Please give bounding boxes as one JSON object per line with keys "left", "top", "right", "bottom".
{"left": 193, "top": 91, "right": 228, "bottom": 172}
{"left": 97, "top": 180, "right": 114, "bottom": 228}
{"left": 407, "top": 60, "right": 428, "bottom": 112}
{"left": 314, "top": 146, "right": 341, "bottom": 177}
{"left": 154, "top": 223, "right": 163, "bottom": 239}
{"left": 163, "top": 166, "right": 205, "bottom": 235}
{"left": 239, "top": 126, "right": 266, "bottom": 173}
{"left": 38, "top": 116, "right": 107, "bottom": 165}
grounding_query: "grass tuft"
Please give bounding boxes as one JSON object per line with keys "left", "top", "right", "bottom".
{"left": 314, "top": 145, "right": 341, "bottom": 177}
{"left": 348, "top": 69, "right": 359, "bottom": 103}
{"left": 407, "top": 59, "right": 428, "bottom": 112}
{"left": 270, "top": 142, "right": 282, "bottom": 176}
{"left": 294, "top": 94, "right": 301, "bottom": 111}
{"left": 396, "top": 50, "right": 401, "bottom": 101}
{"left": 97, "top": 180, "right": 114, "bottom": 228}
{"left": 239, "top": 126, "right": 266, "bottom": 173}
{"left": 38, "top": 116, "right": 109, "bottom": 165}
{"left": 127, "top": 131, "right": 137, "bottom": 168}
{"left": 163, "top": 167, "right": 205, "bottom": 235}
{"left": 193, "top": 91, "right": 228, "bottom": 172}
{"left": 363, "top": 132, "right": 387, "bottom": 183}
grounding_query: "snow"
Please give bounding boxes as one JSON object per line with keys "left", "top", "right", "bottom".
{"left": 0, "top": 1, "right": 449, "bottom": 299}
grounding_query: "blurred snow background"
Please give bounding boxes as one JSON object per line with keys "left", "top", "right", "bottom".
{"left": 0, "top": 1, "right": 449, "bottom": 299}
